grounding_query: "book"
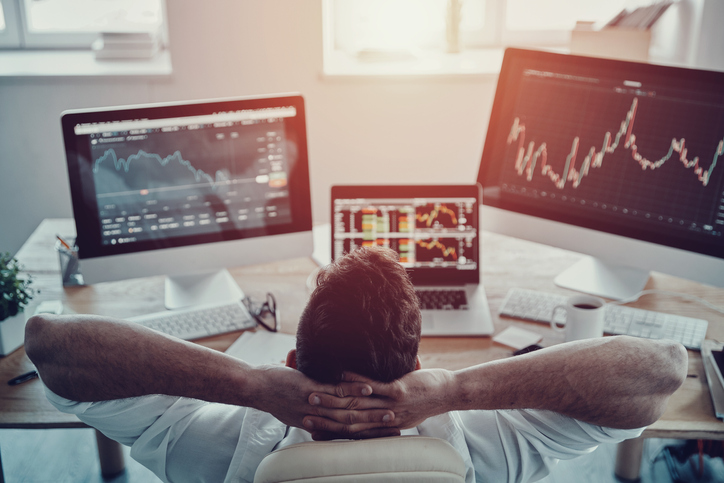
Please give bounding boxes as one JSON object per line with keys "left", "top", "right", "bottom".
{"left": 701, "top": 340, "right": 724, "bottom": 420}
{"left": 92, "top": 31, "right": 161, "bottom": 60}
{"left": 224, "top": 330, "right": 296, "bottom": 366}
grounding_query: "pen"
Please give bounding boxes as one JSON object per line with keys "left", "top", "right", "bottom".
{"left": 7, "top": 370, "right": 38, "bottom": 386}
{"left": 56, "top": 234, "right": 72, "bottom": 251}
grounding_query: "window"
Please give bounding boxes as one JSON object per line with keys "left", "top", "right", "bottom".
{"left": 0, "top": 0, "right": 171, "bottom": 76}
{"left": 0, "top": 0, "right": 166, "bottom": 49}
{"left": 0, "top": 0, "right": 21, "bottom": 47}
{"left": 323, "top": 0, "right": 635, "bottom": 76}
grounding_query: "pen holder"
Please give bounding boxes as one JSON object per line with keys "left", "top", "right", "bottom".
{"left": 55, "top": 238, "right": 84, "bottom": 286}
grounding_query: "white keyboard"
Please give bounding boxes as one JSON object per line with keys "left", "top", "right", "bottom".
{"left": 128, "top": 301, "right": 257, "bottom": 340}
{"left": 499, "top": 288, "right": 709, "bottom": 350}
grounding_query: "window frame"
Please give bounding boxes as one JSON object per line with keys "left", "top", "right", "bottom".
{"left": 0, "top": 0, "right": 21, "bottom": 48}
{"left": 324, "top": 0, "right": 579, "bottom": 54}
{"left": 0, "top": 0, "right": 168, "bottom": 50}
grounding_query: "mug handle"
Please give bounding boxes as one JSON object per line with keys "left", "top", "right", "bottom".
{"left": 550, "top": 305, "right": 567, "bottom": 332}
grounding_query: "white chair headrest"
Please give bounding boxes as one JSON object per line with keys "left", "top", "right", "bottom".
{"left": 254, "top": 435, "right": 466, "bottom": 483}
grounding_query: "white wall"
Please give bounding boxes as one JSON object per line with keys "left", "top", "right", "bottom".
{"left": 0, "top": 0, "right": 495, "bottom": 255}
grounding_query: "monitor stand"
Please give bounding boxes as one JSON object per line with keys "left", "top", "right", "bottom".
{"left": 164, "top": 269, "right": 245, "bottom": 310}
{"left": 554, "top": 256, "right": 650, "bottom": 301}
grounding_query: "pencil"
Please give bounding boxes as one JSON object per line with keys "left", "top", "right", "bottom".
{"left": 55, "top": 234, "right": 72, "bottom": 251}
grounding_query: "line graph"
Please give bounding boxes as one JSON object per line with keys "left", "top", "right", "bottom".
{"left": 416, "top": 203, "right": 458, "bottom": 228}
{"left": 507, "top": 98, "right": 724, "bottom": 189}
{"left": 416, "top": 239, "right": 458, "bottom": 261}
{"left": 93, "top": 148, "right": 229, "bottom": 190}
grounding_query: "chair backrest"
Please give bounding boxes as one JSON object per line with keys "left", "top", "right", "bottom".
{"left": 253, "top": 435, "right": 466, "bottom": 483}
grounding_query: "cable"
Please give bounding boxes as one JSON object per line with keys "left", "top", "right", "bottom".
{"left": 609, "top": 289, "right": 724, "bottom": 315}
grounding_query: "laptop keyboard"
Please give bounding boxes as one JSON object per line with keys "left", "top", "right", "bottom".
{"left": 416, "top": 289, "right": 468, "bottom": 310}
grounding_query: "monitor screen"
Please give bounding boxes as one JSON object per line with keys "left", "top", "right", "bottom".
{"left": 331, "top": 185, "right": 480, "bottom": 285}
{"left": 62, "top": 94, "right": 312, "bottom": 261}
{"left": 478, "top": 49, "right": 724, "bottom": 268}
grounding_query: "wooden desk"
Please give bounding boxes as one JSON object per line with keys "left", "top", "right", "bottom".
{"left": 2, "top": 219, "right": 723, "bottom": 478}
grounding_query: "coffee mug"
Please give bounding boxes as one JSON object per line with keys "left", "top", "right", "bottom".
{"left": 550, "top": 294, "right": 606, "bottom": 342}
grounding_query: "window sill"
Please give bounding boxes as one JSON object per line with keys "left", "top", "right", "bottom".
{"left": 0, "top": 49, "right": 172, "bottom": 77}
{"left": 322, "top": 47, "right": 505, "bottom": 79}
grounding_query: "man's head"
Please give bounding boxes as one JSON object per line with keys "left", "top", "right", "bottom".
{"left": 294, "top": 246, "right": 421, "bottom": 384}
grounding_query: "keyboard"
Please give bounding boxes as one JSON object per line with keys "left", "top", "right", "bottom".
{"left": 128, "top": 301, "right": 257, "bottom": 340}
{"left": 499, "top": 288, "right": 709, "bottom": 350}
{"left": 417, "top": 289, "right": 468, "bottom": 310}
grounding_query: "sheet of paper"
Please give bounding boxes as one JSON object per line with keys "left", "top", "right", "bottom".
{"left": 225, "top": 330, "right": 296, "bottom": 366}
{"left": 312, "top": 223, "right": 331, "bottom": 267}
{"left": 492, "top": 326, "right": 543, "bottom": 350}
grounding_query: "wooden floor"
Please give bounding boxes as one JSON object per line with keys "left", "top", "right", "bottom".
{"left": 0, "top": 428, "right": 684, "bottom": 483}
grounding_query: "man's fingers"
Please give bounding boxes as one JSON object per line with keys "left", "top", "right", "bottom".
{"left": 303, "top": 416, "right": 396, "bottom": 436}
{"left": 307, "top": 408, "right": 394, "bottom": 426}
{"left": 315, "top": 380, "right": 373, "bottom": 398}
{"left": 341, "top": 372, "right": 397, "bottom": 398}
{"left": 309, "top": 392, "right": 391, "bottom": 410}
{"left": 339, "top": 372, "right": 375, "bottom": 384}
{"left": 311, "top": 427, "right": 401, "bottom": 441}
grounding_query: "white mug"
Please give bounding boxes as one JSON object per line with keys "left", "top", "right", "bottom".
{"left": 550, "top": 295, "right": 606, "bottom": 342}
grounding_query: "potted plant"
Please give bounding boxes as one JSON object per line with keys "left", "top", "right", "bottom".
{"left": 0, "top": 253, "right": 34, "bottom": 356}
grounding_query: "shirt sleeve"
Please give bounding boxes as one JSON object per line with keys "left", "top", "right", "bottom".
{"left": 458, "top": 409, "right": 644, "bottom": 483}
{"left": 43, "top": 383, "right": 249, "bottom": 483}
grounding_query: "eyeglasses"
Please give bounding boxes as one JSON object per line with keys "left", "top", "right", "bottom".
{"left": 242, "top": 293, "right": 278, "bottom": 332}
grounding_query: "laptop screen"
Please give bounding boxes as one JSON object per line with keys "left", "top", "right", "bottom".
{"left": 331, "top": 185, "right": 480, "bottom": 285}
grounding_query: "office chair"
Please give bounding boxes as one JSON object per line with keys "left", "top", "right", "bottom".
{"left": 253, "top": 435, "right": 466, "bottom": 482}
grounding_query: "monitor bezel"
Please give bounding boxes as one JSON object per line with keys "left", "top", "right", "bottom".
{"left": 477, "top": 48, "right": 724, "bottom": 262}
{"left": 330, "top": 184, "right": 481, "bottom": 285}
{"left": 61, "top": 93, "right": 312, "bottom": 261}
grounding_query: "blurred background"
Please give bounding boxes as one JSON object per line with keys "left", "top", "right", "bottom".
{"left": 1, "top": 0, "right": 722, "bottom": 255}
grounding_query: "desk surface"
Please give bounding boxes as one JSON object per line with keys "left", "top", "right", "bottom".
{"left": 2, "top": 219, "right": 723, "bottom": 439}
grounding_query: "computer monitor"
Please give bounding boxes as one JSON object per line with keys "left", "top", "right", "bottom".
{"left": 477, "top": 48, "right": 724, "bottom": 300}
{"left": 62, "top": 94, "right": 312, "bottom": 309}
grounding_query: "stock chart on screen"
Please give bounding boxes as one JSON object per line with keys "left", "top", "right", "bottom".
{"left": 492, "top": 66, "right": 724, "bottom": 243}
{"left": 79, "top": 107, "right": 295, "bottom": 247}
{"left": 333, "top": 196, "right": 478, "bottom": 270}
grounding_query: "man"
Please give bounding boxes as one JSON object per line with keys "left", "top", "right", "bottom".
{"left": 26, "top": 247, "right": 687, "bottom": 483}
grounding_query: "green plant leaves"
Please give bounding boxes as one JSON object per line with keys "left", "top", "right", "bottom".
{"left": 0, "top": 252, "right": 34, "bottom": 322}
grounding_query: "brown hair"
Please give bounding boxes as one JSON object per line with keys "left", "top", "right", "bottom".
{"left": 295, "top": 246, "right": 421, "bottom": 383}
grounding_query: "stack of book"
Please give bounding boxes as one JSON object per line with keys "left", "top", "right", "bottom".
{"left": 570, "top": 2, "right": 673, "bottom": 62}
{"left": 92, "top": 31, "right": 162, "bottom": 60}
{"left": 604, "top": 2, "right": 673, "bottom": 30}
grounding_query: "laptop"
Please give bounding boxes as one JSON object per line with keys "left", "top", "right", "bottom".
{"left": 331, "top": 184, "right": 493, "bottom": 336}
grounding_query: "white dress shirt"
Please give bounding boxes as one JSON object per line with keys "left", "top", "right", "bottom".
{"left": 45, "top": 385, "right": 643, "bottom": 483}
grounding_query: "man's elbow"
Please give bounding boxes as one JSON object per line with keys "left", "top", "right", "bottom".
{"left": 659, "top": 340, "right": 688, "bottom": 396}
{"left": 637, "top": 340, "right": 688, "bottom": 426}
{"left": 25, "top": 314, "right": 54, "bottom": 367}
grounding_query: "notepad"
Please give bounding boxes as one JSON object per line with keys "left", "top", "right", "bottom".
{"left": 492, "top": 326, "right": 543, "bottom": 350}
{"left": 225, "top": 330, "right": 296, "bottom": 366}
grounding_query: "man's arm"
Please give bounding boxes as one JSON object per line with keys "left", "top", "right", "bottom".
{"left": 304, "top": 336, "right": 687, "bottom": 437}
{"left": 25, "top": 314, "right": 394, "bottom": 433}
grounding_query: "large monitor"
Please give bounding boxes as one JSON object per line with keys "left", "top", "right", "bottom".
{"left": 477, "top": 48, "right": 724, "bottom": 300}
{"left": 62, "top": 94, "right": 313, "bottom": 309}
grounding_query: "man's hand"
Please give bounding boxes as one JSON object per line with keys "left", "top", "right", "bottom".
{"left": 26, "top": 315, "right": 399, "bottom": 438}
{"left": 248, "top": 364, "right": 400, "bottom": 438}
{"left": 302, "top": 337, "right": 688, "bottom": 438}
{"left": 303, "top": 369, "right": 455, "bottom": 440}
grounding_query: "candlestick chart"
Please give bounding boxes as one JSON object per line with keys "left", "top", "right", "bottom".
{"left": 415, "top": 203, "right": 459, "bottom": 228}
{"left": 332, "top": 197, "right": 477, "bottom": 268}
{"left": 507, "top": 98, "right": 724, "bottom": 190}
{"left": 499, "top": 84, "right": 724, "bottom": 227}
